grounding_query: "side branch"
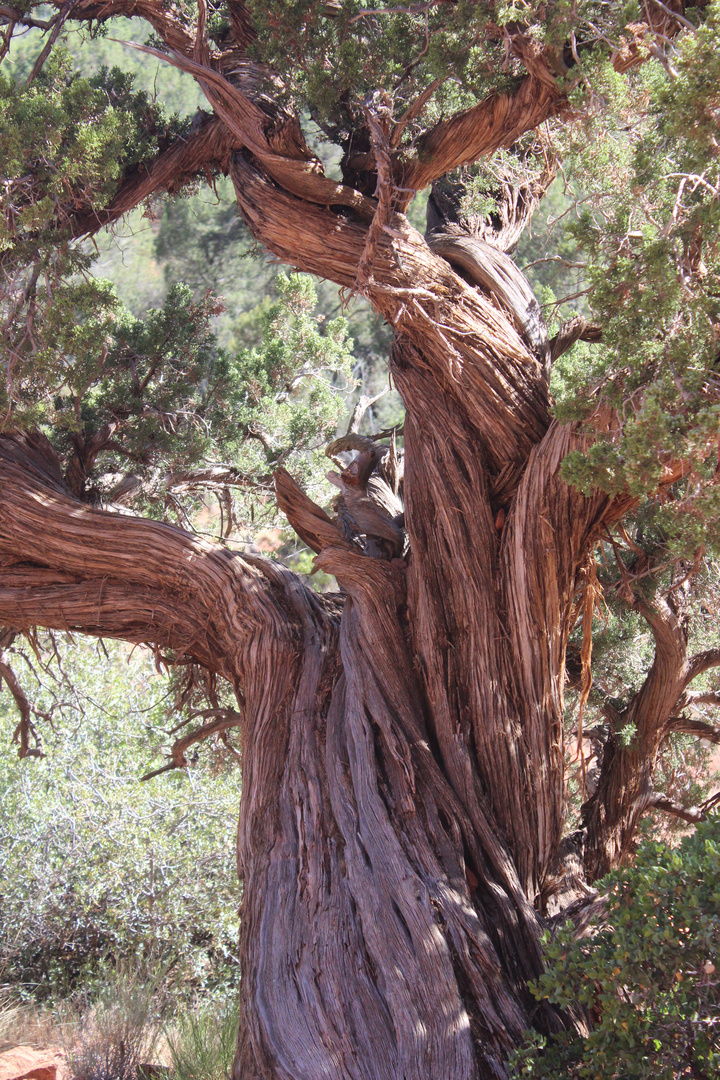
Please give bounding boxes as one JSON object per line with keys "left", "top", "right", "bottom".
{"left": 0, "top": 631, "right": 46, "bottom": 758}
{"left": 396, "top": 74, "right": 562, "bottom": 204}
{"left": 0, "top": 569, "right": 221, "bottom": 671}
{"left": 670, "top": 717, "right": 720, "bottom": 743}
{"left": 550, "top": 317, "right": 603, "bottom": 363}
{"left": 140, "top": 707, "right": 243, "bottom": 781}
{"left": 72, "top": 116, "right": 241, "bottom": 238}
{"left": 581, "top": 585, "right": 691, "bottom": 880}
{"left": 45, "top": 0, "right": 197, "bottom": 57}
{"left": 685, "top": 648, "right": 720, "bottom": 685}
{"left": 648, "top": 790, "right": 720, "bottom": 826}
{"left": 0, "top": 436, "right": 321, "bottom": 688}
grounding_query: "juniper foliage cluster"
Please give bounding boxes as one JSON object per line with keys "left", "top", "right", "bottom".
{"left": 513, "top": 816, "right": 720, "bottom": 1079}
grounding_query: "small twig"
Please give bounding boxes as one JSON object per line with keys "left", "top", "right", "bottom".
{"left": 540, "top": 287, "right": 593, "bottom": 309}
{"left": 390, "top": 76, "right": 444, "bottom": 148}
{"left": 0, "top": 5, "right": 54, "bottom": 30}
{"left": 140, "top": 709, "right": 243, "bottom": 782}
{"left": 646, "top": 0, "right": 697, "bottom": 34}
{"left": 349, "top": 2, "right": 434, "bottom": 24}
{"left": 522, "top": 255, "right": 587, "bottom": 271}
{"left": 373, "top": 422, "right": 404, "bottom": 441}
{"left": 24, "top": 0, "right": 75, "bottom": 87}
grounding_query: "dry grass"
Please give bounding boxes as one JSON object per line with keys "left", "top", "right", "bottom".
{"left": 0, "top": 982, "right": 238, "bottom": 1080}
{"left": 0, "top": 997, "right": 63, "bottom": 1051}
{"left": 60, "top": 971, "right": 161, "bottom": 1080}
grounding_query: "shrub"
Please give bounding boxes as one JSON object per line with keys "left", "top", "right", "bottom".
{"left": 513, "top": 816, "right": 720, "bottom": 1078}
{"left": 62, "top": 966, "right": 160, "bottom": 1080}
{"left": 0, "top": 637, "right": 241, "bottom": 1001}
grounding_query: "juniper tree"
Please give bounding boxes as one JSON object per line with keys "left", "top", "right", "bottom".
{"left": 2, "top": 2, "right": 720, "bottom": 1077}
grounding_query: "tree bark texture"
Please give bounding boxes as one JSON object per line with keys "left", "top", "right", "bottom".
{"left": 0, "top": 183, "right": 637, "bottom": 1080}
{"left": 0, "top": 247, "right": 622, "bottom": 1080}
{"left": 1, "top": 9, "right": 702, "bottom": 1076}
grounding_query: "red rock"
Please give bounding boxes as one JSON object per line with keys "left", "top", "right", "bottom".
{"left": 0, "top": 1045, "right": 66, "bottom": 1080}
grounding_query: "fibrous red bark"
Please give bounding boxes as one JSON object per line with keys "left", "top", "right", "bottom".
{"left": 1, "top": 5, "right": 712, "bottom": 1078}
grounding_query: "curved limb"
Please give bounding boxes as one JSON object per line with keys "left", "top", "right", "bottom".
{"left": 581, "top": 587, "right": 692, "bottom": 880}
{"left": 0, "top": 434, "right": 332, "bottom": 688}
{"left": 72, "top": 116, "right": 242, "bottom": 239}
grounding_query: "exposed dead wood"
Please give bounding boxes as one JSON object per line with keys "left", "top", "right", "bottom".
{"left": 427, "top": 233, "right": 550, "bottom": 368}
{"left": 550, "top": 317, "right": 603, "bottom": 362}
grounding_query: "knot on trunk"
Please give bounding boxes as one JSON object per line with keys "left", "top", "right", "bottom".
{"left": 326, "top": 439, "right": 406, "bottom": 560}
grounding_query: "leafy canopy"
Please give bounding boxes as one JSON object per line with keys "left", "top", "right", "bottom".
{"left": 0, "top": 37, "right": 357, "bottom": 525}
{"left": 552, "top": 18, "right": 720, "bottom": 555}
{"left": 2, "top": 2, "right": 720, "bottom": 557}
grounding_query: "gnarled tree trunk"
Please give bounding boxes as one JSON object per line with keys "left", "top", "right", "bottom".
{"left": 0, "top": 197, "right": 618, "bottom": 1077}
{"left": 0, "top": 6, "right": 703, "bottom": 1076}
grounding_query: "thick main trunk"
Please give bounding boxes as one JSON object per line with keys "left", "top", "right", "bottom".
{"left": 0, "top": 143, "right": 620, "bottom": 1080}
{"left": 0, "top": 272, "right": 615, "bottom": 1080}
{"left": 0, "top": 384, "right": 609, "bottom": 1080}
{"left": 230, "top": 337, "right": 614, "bottom": 1078}
{"left": 232, "top": 542, "right": 560, "bottom": 1080}
{"left": 1, "top": 8, "right": 704, "bottom": 1074}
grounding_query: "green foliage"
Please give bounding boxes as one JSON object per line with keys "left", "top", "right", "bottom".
{"left": 1, "top": 244, "right": 357, "bottom": 526}
{"left": 513, "top": 816, "right": 720, "bottom": 1079}
{"left": 153, "top": 178, "right": 276, "bottom": 325}
{"left": 0, "top": 26, "right": 365, "bottom": 526}
{"left": 0, "top": 45, "right": 213, "bottom": 491}
{"left": 0, "top": 637, "right": 241, "bottom": 1000}
{"left": 3, "top": 17, "right": 203, "bottom": 116}
{"left": 562, "top": 543, "right": 720, "bottom": 834}
{"left": 245, "top": 0, "right": 496, "bottom": 139}
{"left": 165, "top": 994, "right": 240, "bottom": 1080}
{"left": 0, "top": 49, "right": 186, "bottom": 259}
{"left": 204, "top": 270, "right": 357, "bottom": 512}
{"left": 544, "top": 9, "right": 720, "bottom": 555}
{"left": 152, "top": 179, "right": 399, "bottom": 431}
{"left": 0, "top": 270, "right": 229, "bottom": 482}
